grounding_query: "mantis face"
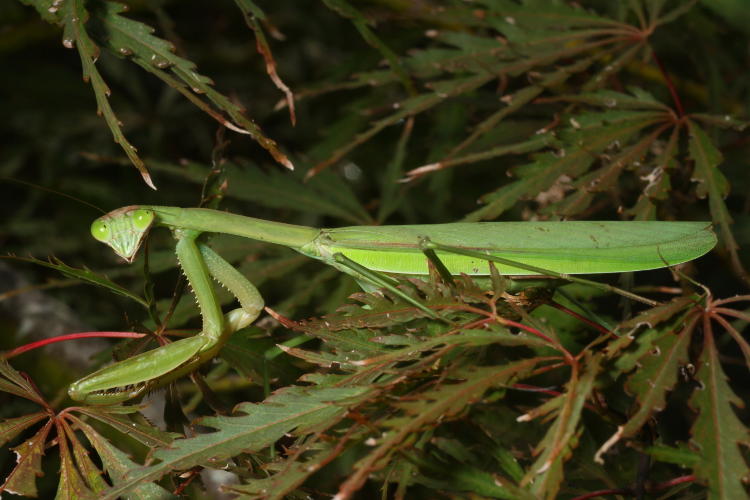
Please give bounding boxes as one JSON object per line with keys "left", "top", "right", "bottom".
{"left": 91, "top": 206, "right": 156, "bottom": 262}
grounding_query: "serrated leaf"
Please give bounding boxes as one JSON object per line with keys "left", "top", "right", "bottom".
{"left": 63, "top": 424, "right": 109, "bottom": 494}
{"left": 688, "top": 120, "right": 744, "bottom": 282}
{"left": 407, "top": 134, "right": 557, "bottom": 181}
{"left": 60, "top": 0, "right": 154, "bottom": 188}
{"left": 620, "top": 323, "right": 692, "bottom": 438}
{"left": 322, "top": 0, "right": 414, "bottom": 94}
{"left": 234, "top": 0, "right": 296, "bottom": 125}
{"left": 689, "top": 120, "right": 733, "bottom": 236}
{"left": 646, "top": 443, "right": 701, "bottom": 467}
{"left": 18, "top": 0, "right": 60, "bottom": 22}
{"left": 56, "top": 422, "right": 98, "bottom": 500}
{"left": 467, "top": 111, "right": 664, "bottom": 220}
{"left": 0, "top": 412, "right": 47, "bottom": 448}
{"left": 0, "top": 359, "right": 47, "bottom": 404}
{"left": 558, "top": 89, "right": 669, "bottom": 110}
{"left": 337, "top": 360, "right": 539, "bottom": 498}
{"left": 72, "top": 417, "right": 175, "bottom": 500}
{"left": 76, "top": 409, "right": 176, "bottom": 448}
{"left": 425, "top": 55, "right": 596, "bottom": 173}
{"left": 277, "top": 345, "right": 346, "bottom": 367}
{"left": 150, "top": 160, "right": 371, "bottom": 224}
{"left": 92, "top": 1, "right": 292, "bottom": 171}
{"left": 524, "top": 353, "right": 601, "bottom": 499}
{"left": 225, "top": 441, "right": 340, "bottom": 500}
{"left": 689, "top": 332, "right": 750, "bottom": 499}
{"left": 303, "top": 281, "right": 455, "bottom": 331}
{"left": 516, "top": 394, "right": 564, "bottom": 423}
{"left": 480, "top": 0, "right": 619, "bottom": 30}
{"left": 0, "top": 422, "right": 52, "bottom": 498}
{"left": 221, "top": 328, "right": 292, "bottom": 383}
{"left": 377, "top": 116, "right": 413, "bottom": 222}
{"left": 101, "top": 386, "right": 371, "bottom": 498}
{"left": 691, "top": 113, "right": 748, "bottom": 131}
{"left": 222, "top": 167, "right": 370, "bottom": 224}
{"left": 308, "top": 73, "right": 492, "bottom": 178}
{"left": 546, "top": 124, "right": 668, "bottom": 216}
{"left": 415, "top": 462, "right": 533, "bottom": 499}
{"left": 1, "top": 255, "right": 149, "bottom": 308}
{"left": 617, "top": 296, "right": 696, "bottom": 331}
{"left": 689, "top": 121, "right": 729, "bottom": 201}
{"left": 609, "top": 327, "right": 660, "bottom": 374}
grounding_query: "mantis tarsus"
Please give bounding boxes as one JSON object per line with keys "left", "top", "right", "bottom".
{"left": 68, "top": 205, "right": 716, "bottom": 404}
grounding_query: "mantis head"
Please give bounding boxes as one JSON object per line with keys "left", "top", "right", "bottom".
{"left": 91, "top": 206, "right": 156, "bottom": 263}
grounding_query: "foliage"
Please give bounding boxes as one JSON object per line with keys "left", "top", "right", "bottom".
{"left": 1, "top": 0, "right": 749, "bottom": 498}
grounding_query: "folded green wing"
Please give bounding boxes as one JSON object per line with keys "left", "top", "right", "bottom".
{"left": 314, "top": 221, "right": 716, "bottom": 276}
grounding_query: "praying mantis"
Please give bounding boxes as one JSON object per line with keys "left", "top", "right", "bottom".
{"left": 68, "top": 205, "right": 717, "bottom": 404}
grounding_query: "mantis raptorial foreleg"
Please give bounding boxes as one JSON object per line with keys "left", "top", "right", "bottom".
{"left": 69, "top": 230, "right": 263, "bottom": 404}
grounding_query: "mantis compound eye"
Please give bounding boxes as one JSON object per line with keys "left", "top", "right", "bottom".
{"left": 132, "top": 209, "right": 155, "bottom": 230}
{"left": 91, "top": 219, "right": 111, "bottom": 243}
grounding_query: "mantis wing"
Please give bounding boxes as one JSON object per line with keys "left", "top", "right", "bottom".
{"left": 310, "top": 221, "right": 715, "bottom": 276}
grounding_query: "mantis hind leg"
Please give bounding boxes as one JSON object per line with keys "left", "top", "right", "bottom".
{"left": 332, "top": 252, "right": 445, "bottom": 322}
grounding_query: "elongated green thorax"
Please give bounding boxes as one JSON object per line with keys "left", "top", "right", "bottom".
{"left": 144, "top": 206, "right": 321, "bottom": 249}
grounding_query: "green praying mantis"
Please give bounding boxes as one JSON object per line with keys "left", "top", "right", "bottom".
{"left": 68, "top": 205, "right": 717, "bottom": 404}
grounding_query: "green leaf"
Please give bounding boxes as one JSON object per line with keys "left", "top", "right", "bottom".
{"left": 225, "top": 441, "right": 341, "bottom": 500}
{"left": 415, "top": 461, "right": 534, "bottom": 499}
{"left": 617, "top": 296, "right": 696, "bottom": 331}
{"left": 525, "top": 353, "right": 601, "bottom": 499}
{"left": 688, "top": 120, "right": 746, "bottom": 283}
{"left": 90, "top": 1, "right": 292, "bottom": 171}
{"left": 233, "top": 0, "right": 295, "bottom": 124}
{"left": 691, "top": 113, "right": 748, "bottom": 131}
{"left": 76, "top": 409, "right": 176, "bottom": 449}
{"left": 150, "top": 160, "right": 371, "bottom": 225}
{"left": 309, "top": 73, "right": 493, "bottom": 178}
{"left": 72, "top": 418, "right": 175, "bottom": 500}
{"left": 322, "top": 0, "right": 414, "bottom": 94}
{"left": 101, "top": 386, "right": 371, "bottom": 498}
{"left": 0, "top": 359, "right": 47, "bottom": 404}
{"left": 0, "top": 422, "right": 52, "bottom": 498}
{"left": 545, "top": 124, "right": 669, "bottom": 216}
{"left": 61, "top": 0, "right": 155, "bottom": 188}
{"left": 557, "top": 89, "right": 669, "bottom": 110}
{"left": 480, "top": 0, "right": 621, "bottom": 30}
{"left": 337, "top": 360, "right": 539, "bottom": 498}
{"left": 646, "top": 443, "right": 701, "bottom": 467}
{"left": 467, "top": 111, "right": 665, "bottom": 220}
{"left": 1, "top": 255, "right": 148, "bottom": 308}
{"left": 613, "top": 323, "right": 692, "bottom": 443}
{"left": 689, "top": 332, "right": 750, "bottom": 499}
{"left": 63, "top": 424, "right": 109, "bottom": 495}
{"left": 0, "top": 413, "right": 47, "bottom": 448}
{"left": 56, "top": 421, "right": 98, "bottom": 500}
